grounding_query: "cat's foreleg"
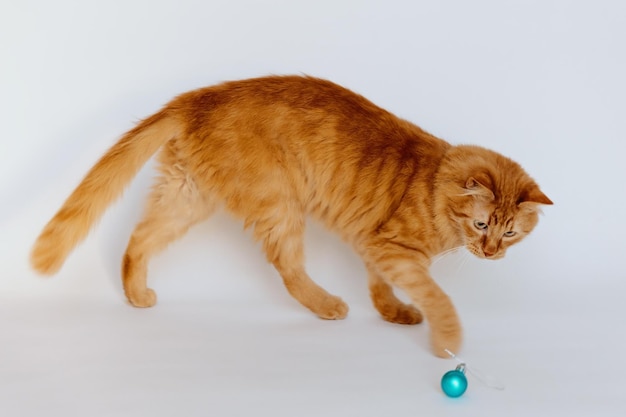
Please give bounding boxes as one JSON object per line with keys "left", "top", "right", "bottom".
{"left": 367, "top": 271, "right": 423, "bottom": 325}
{"left": 360, "top": 241, "right": 462, "bottom": 357}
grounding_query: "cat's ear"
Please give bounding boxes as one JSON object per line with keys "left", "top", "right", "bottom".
{"left": 518, "top": 186, "right": 553, "bottom": 207}
{"left": 463, "top": 176, "right": 495, "bottom": 200}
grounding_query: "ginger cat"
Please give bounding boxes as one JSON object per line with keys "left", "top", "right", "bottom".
{"left": 31, "top": 75, "right": 552, "bottom": 357}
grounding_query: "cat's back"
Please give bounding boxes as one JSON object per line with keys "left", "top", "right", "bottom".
{"left": 163, "top": 76, "right": 448, "bottom": 236}
{"left": 172, "top": 75, "right": 389, "bottom": 129}
{"left": 171, "top": 75, "right": 446, "bottom": 159}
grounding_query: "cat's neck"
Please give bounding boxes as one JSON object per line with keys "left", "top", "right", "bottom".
{"left": 373, "top": 142, "right": 463, "bottom": 258}
{"left": 431, "top": 147, "right": 468, "bottom": 253}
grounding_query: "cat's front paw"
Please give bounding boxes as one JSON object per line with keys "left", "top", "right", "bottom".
{"left": 380, "top": 303, "right": 423, "bottom": 325}
{"left": 127, "top": 288, "right": 157, "bottom": 308}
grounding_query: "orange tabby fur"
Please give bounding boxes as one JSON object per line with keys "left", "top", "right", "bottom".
{"left": 31, "top": 75, "right": 552, "bottom": 357}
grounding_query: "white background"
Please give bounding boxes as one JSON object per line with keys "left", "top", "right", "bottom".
{"left": 1, "top": 0, "right": 625, "bottom": 416}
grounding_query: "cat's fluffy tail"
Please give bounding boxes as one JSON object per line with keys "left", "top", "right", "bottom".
{"left": 31, "top": 109, "right": 180, "bottom": 275}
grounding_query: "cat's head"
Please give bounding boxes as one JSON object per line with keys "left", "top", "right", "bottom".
{"left": 437, "top": 145, "right": 553, "bottom": 260}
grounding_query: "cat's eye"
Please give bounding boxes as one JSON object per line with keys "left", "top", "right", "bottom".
{"left": 473, "top": 220, "right": 488, "bottom": 230}
{"left": 503, "top": 231, "right": 516, "bottom": 237}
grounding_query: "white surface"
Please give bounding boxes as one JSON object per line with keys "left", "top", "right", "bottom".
{"left": 1, "top": 1, "right": 625, "bottom": 416}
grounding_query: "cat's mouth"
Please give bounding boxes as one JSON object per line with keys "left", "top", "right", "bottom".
{"left": 466, "top": 245, "right": 505, "bottom": 260}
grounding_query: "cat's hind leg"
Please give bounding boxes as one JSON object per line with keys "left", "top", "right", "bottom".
{"left": 368, "top": 271, "right": 423, "bottom": 325}
{"left": 252, "top": 205, "right": 348, "bottom": 320}
{"left": 122, "top": 161, "right": 216, "bottom": 308}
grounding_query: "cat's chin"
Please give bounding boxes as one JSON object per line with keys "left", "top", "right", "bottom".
{"left": 466, "top": 245, "right": 505, "bottom": 260}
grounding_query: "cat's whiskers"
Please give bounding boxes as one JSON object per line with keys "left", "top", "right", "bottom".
{"left": 432, "top": 246, "right": 465, "bottom": 266}
{"left": 431, "top": 246, "right": 470, "bottom": 279}
{"left": 453, "top": 250, "right": 471, "bottom": 278}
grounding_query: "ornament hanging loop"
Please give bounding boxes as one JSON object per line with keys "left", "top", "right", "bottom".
{"left": 443, "top": 349, "right": 505, "bottom": 391}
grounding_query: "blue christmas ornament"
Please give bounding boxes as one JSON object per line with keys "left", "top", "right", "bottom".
{"left": 440, "top": 349, "right": 505, "bottom": 397}
{"left": 441, "top": 364, "right": 468, "bottom": 398}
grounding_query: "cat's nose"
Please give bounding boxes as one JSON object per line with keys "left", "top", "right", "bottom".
{"left": 483, "top": 248, "right": 496, "bottom": 258}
